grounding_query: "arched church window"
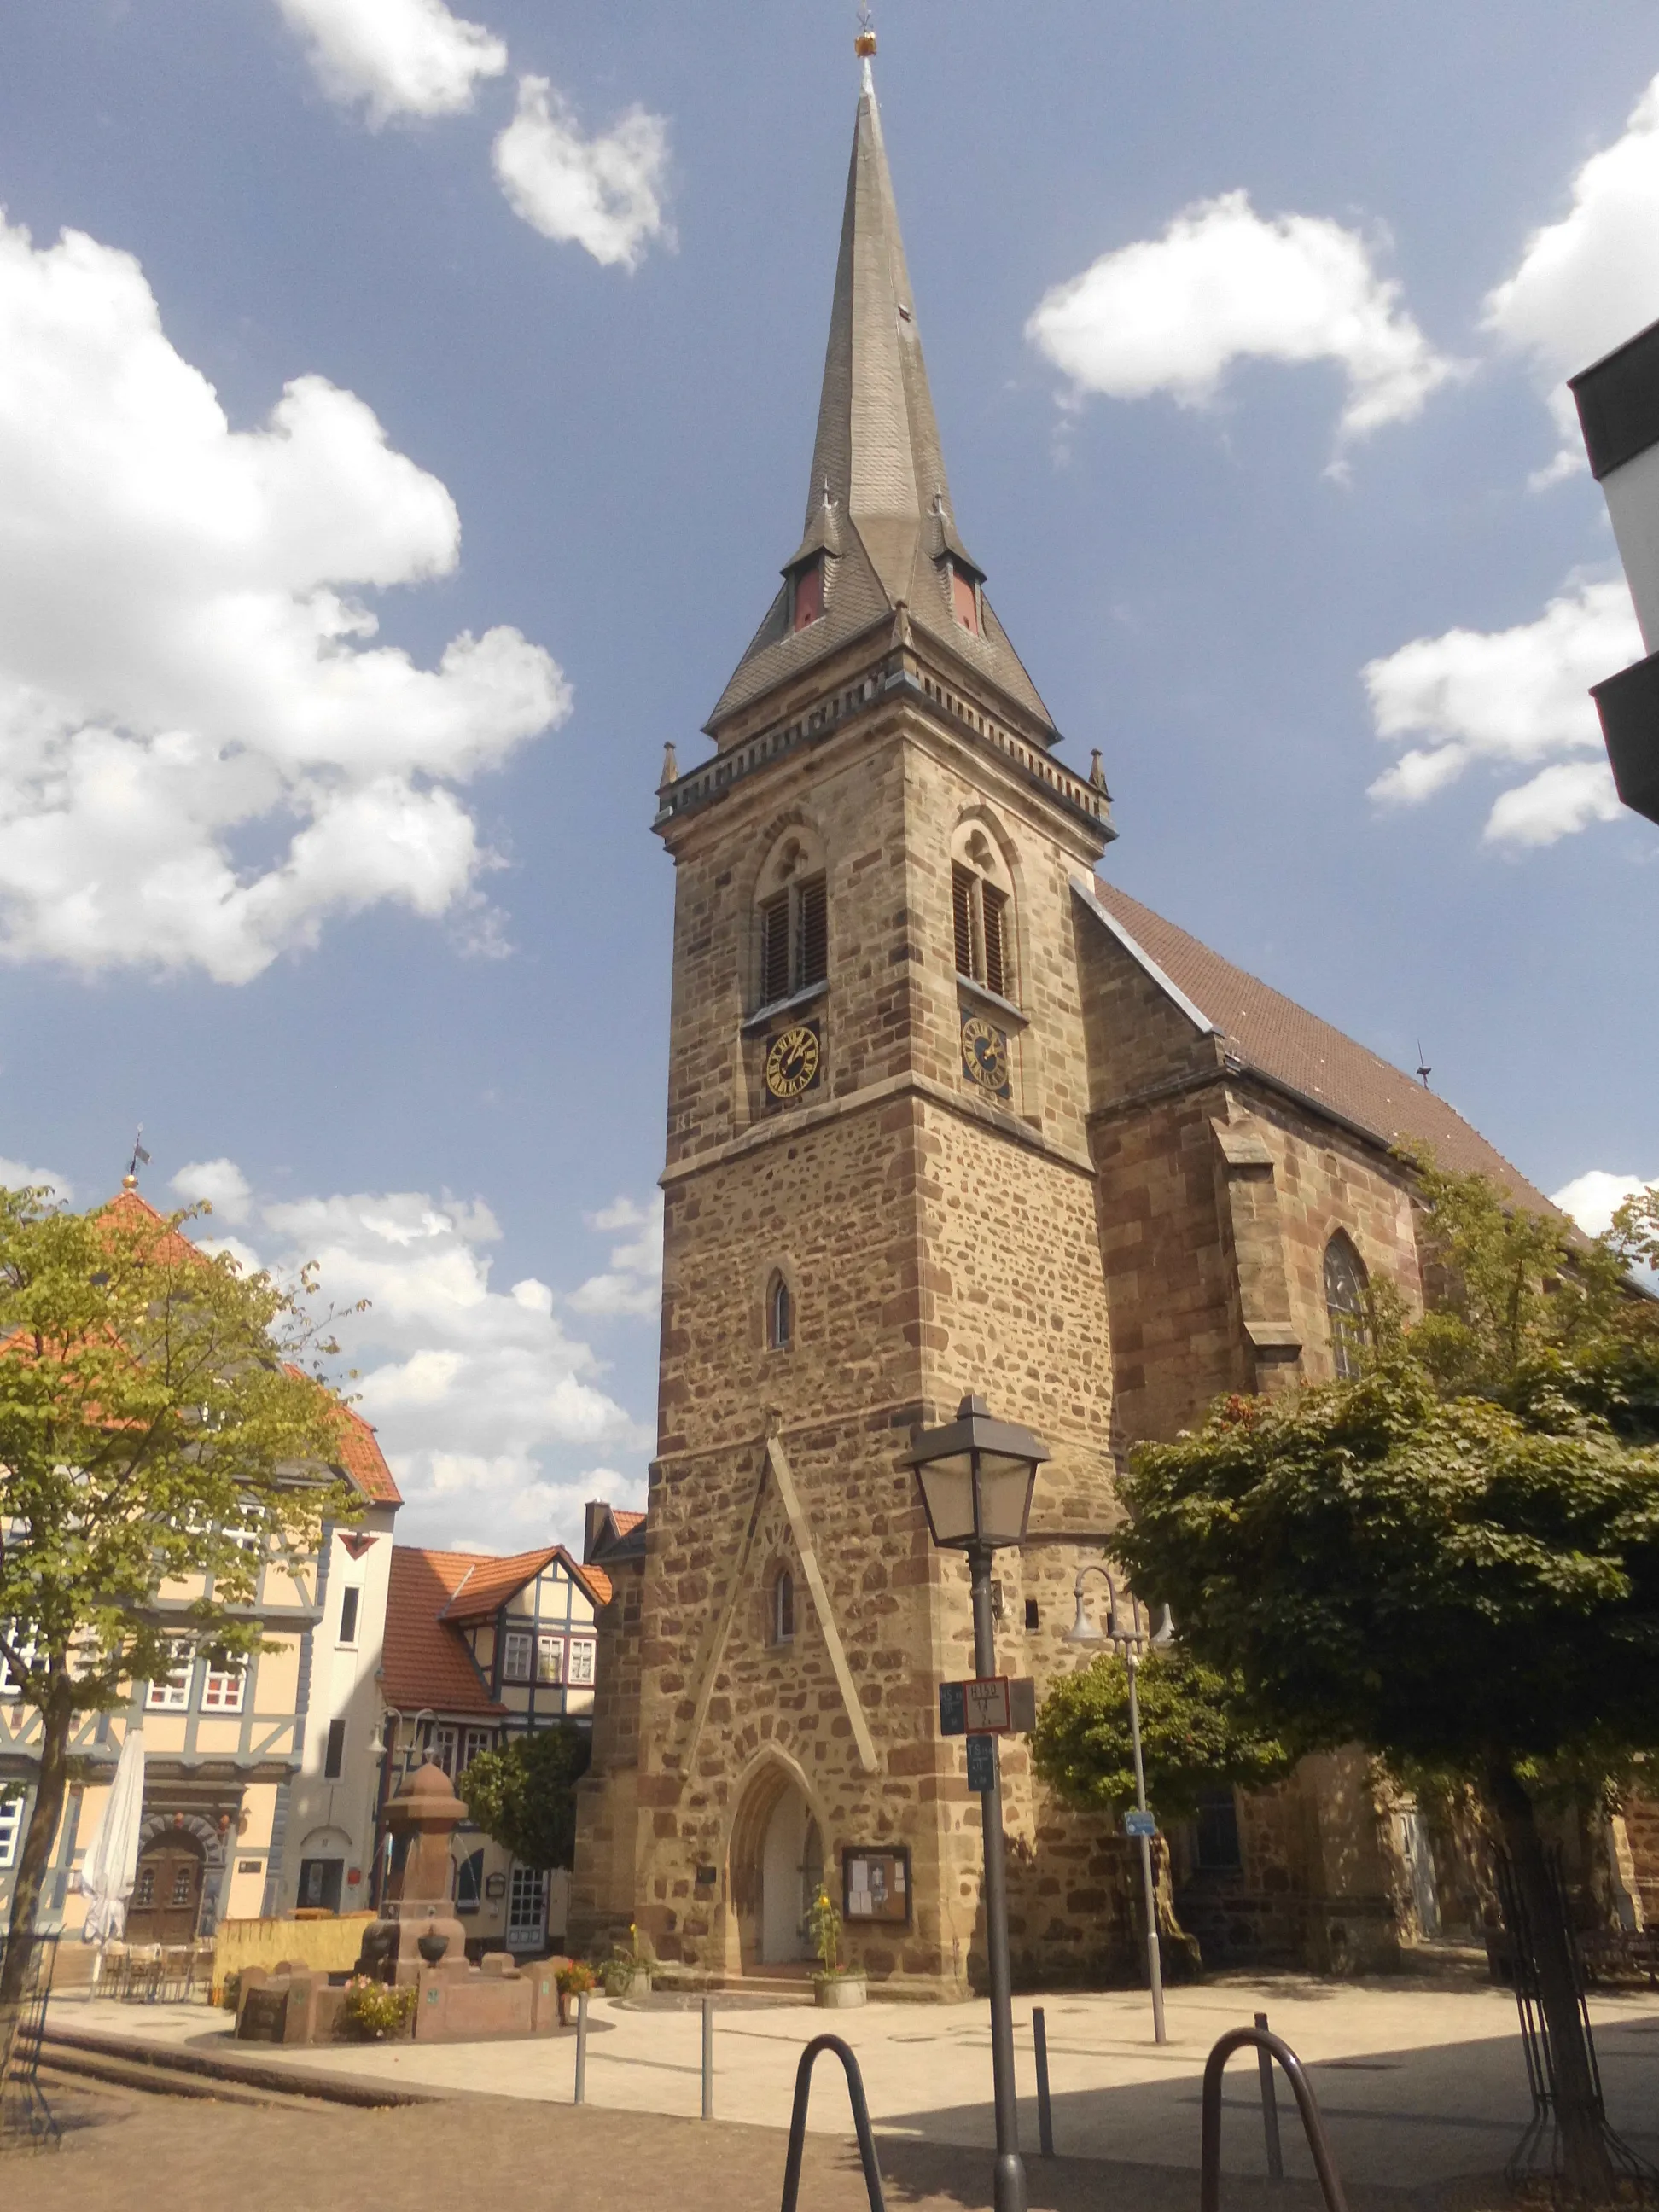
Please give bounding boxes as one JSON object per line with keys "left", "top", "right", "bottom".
{"left": 773, "top": 1568, "right": 795, "bottom": 1645}
{"left": 756, "top": 830, "right": 828, "bottom": 1008}
{"left": 768, "top": 1272, "right": 793, "bottom": 1352}
{"left": 950, "top": 824, "right": 1014, "bottom": 1001}
{"left": 1324, "top": 1232, "right": 1369, "bottom": 1381}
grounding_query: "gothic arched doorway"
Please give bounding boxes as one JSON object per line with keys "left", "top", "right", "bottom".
{"left": 728, "top": 1759, "right": 824, "bottom": 1970}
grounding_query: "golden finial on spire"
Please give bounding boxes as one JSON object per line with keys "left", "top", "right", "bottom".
{"left": 855, "top": 3, "right": 876, "bottom": 58}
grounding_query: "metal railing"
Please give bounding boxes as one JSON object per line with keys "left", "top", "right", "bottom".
{"left": 779, "top": 2034, "right": 886, "bottom": 2212}
{"left": 1200, "top": 2024, "right": 1348, "bottom": 2212}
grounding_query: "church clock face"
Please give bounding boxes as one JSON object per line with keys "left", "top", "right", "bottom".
{"left": 961, "top": 1014, "right": 1010, "bottom": 1097}
{"left": 764, "top": 1022, "right": 822, "bottom": 1101}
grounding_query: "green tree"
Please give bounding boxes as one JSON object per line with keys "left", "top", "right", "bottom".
{"left": 1032, "top": 1644, "right": 1290, "bottom": 1820}
{"left": 0, "top": 1185, "right": 358, "bottom": 2069}
{"left": 1116, "top": 1160, "right": 1659, "bottom": 2197}
{"left": 459, "top": 1722, "right": 591, "bottom": 1874}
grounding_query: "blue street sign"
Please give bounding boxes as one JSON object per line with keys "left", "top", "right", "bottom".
{"left": 966, "top": 1734, "right": 997, "bottom": 1792}
{"left": 1123, "top": 1809, "right": 1157, "bottom": 1839}
{"left": 939, "top": 1681, "right": 967, "bottom": 1737}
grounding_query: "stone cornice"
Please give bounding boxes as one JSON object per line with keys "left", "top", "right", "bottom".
{"left": 660, "top": 1065, "right": 1097, "bottom": 1189}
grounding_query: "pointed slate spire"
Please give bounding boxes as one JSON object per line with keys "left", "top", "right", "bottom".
{"left": 706, "top": 55, "right": 1056, "bottom": 742}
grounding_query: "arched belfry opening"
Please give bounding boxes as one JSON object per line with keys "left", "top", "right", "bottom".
{"left": 726, "top": 1755, "right": 824, "bottom": 1970}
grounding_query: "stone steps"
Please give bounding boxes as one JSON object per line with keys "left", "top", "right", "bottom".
{"left": 38, "top": 2025, "right": 436, "bottom": 2109}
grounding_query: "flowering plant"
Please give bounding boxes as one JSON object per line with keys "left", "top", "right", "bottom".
{"left": 337, "top": 1976, "right": 416, "bottom": 2040}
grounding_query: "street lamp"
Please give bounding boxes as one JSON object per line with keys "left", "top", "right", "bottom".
{"left": 1064, "top": 1563, "right": 1173, "bottom": 2045}
{"left": 905, "top": 1394, "right": 1049, "bottom": 2212}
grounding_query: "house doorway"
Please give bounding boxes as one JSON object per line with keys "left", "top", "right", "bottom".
{"left": 127, "top": 1833, "right": 206, "bottom": 1945}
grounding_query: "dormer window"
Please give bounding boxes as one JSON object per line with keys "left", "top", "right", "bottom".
{"left": 949, "top": 562, "right": 981, "bottom": 637}
{"left": 792, "top": 556, "right": 825, "bottom": 631}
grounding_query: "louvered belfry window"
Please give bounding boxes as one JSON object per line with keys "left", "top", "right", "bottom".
{"left": 760, "top": 875, "right": 828, "bottom": 1005}
{"left": 953, "top": 861, "right": 1012, "bottom": 1000}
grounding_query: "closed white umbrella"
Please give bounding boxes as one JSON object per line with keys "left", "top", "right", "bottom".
{"left": 80, "top": 1723, "right": 145, "bottom": 1972}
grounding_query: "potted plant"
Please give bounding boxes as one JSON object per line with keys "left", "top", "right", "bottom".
{"left": 807, "top": 1889, "right": 865, "bottom": 2009}
{"left": 602, "top": 1923, "right": 651, "bottom": 2000}
{"left": 336, "top": 1976, "right": 416, "bottom": 2042}
{"left": 556, "top": 1959, "right": 596, "bottom": 2025}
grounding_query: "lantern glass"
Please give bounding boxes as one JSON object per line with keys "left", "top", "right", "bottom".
{"left": 915, "top": 1455, "right": 977, "bottom": 1546}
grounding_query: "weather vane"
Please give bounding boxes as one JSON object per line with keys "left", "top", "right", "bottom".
{"left": 1415, "top": 1042, "right": 1432, "bottom": 1091}
{"left": 856, "top": 4, "right": 876, "bottom": 59}
{"left": 124, "top": 1125, "right": 151, "bottom": 1190}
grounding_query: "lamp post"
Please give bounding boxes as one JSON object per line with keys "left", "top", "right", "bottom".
{"left": 1064, "top": 1562, "right": 1173, "bottom": 2044}
{"left": 905, "top": 1393, "right": 1050, "bottom": 2212}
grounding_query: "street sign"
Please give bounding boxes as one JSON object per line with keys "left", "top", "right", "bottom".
{"left": 966, "top": 1734, "right": 998, "bottom": 1792}
{"left": 964, "top": 1676, "right": 1010, "bottom": 1733}
{"left": 940, "top": 1676, "right": 1037, "bottom": 1736}
{"left": 1123, "top": 1810, "right": 1157, "bottom": 1839}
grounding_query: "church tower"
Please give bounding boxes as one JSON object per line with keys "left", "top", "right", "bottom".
{"left": 577, "top": 49, "right": 1121, "bottom": 1991}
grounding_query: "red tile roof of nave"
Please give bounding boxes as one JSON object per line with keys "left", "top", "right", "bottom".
{"left": 381, "top": 1546, "right": 506, "bottom": 1717}
{"left": 1091, "top": 879, "right": 1560, "bottom": 1219}
{"left": 96, "top": 1187, "right": 204, "bottom": 1268}
{"left": 609, "top": 1511, "right": 645, "bottom": 1536}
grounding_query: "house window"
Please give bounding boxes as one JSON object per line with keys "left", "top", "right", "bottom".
{"left": 951, "top": 830, "right": 1012, "bottom": 1000}
{"left": 568, "top": 1640, "right": 596, "bottom": 1686}
{"left": 768, "top": 1272, "right": 794, "bottom": 1351}
{"left": 201, "top": 1662, "right": 246, "bottom": 1714}
{"left": 146, "top": 1640, "right": 193, "bottom": 1711}
{"left": 503, "top": 1629, "right": 533, "bottom": 1684}
{"left": 773, "top": 1568, "right": 795, "bottom": 1646}
{"left": 462, "top": 1726, "right": 493, "bottom": 1770}
{"left": 792, "top": 556, "right": 825, "bottom": 631}
{"left": 1024, "top": 1598, "right": 1039, "bottom": 1632}
{"left": 456, "top": 1847, "right": 485, "bottom": 1914}
{"left": 1195, "top": 1790, "right": 1243, "bottom": 1871}
{"left": 536, "top": 1635, "right": 564, "bottom": 1685}
{"left": 760, "top": 875, "right": 828, "bottom": 1004}
{"left": 0, "top": 1794, "right": 21, "bottom": 1871}
{"left": 1324, "top": 1233, "right": 1370, "bottom": 1381}
{"left": 949, "top": 562, "right": 981, "bottom": 636}
{"left": 430, "top": 1724, "right": 458, "bottom": 1777}
{"left": 506, "top": 1864, "right": 547, "bottom": 1950}
{"left": 0, "top": 1623, "right": 36, "bottom": 1697}
{"left": 339, "top": 1586, "right": 361, "bottom": 1646}
{"left": 323, "top": 1716, "right": 346, "bottom": 1779}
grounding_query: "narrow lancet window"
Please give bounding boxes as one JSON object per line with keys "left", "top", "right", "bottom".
{"left": 768, "top": 1272, "right": 793, "bottom": 1351}
{"left": 1324, "top": 1233, "right": 1369, "bottom": 1380}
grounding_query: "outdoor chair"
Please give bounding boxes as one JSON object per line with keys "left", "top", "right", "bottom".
{"left": 123, "top": 1943, "right": 163, "bottom": 2001}
{"left": 159, "top": 1946, "right": 192, "bottom": 2001}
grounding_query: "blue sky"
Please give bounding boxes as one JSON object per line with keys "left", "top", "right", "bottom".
{"left": 2, "top": 0, "right": 1656, "bottom": 1549}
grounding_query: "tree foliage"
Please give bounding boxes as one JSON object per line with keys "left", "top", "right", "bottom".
{"left": 0, "top": 1185, "right": 359, "bottom": 2021}
{"left": 1114, "top": 1154, "right": 1659, "bottom": 2195}
{"left": 1032, "top": 1644, "right": 1291, "bottom": 1820}
{"left": 459, "top": 1723, "right": 591, "bottom": 1872}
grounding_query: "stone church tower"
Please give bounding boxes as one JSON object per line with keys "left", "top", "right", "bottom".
{"left": 573, "top": 58, "right": 1123, "bottom": 1992}
{"left": 571, "top": 57, "right": 1650, "bottom": 1983}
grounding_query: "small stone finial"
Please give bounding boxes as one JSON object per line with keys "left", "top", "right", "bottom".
{"left": 658, "top": 741, "right": 679, "bottom": 793}
{"left": 1089, "top": 749, "right": 1108, "bottom": 792}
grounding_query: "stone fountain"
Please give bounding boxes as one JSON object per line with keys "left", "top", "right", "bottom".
{"left": 236, "top": 1759, "right": 563, "bottom": 2044}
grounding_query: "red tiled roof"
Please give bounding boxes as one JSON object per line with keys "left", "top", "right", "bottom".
{"left": 97, "top": 1187, "right": 206, "bottom": 1268}
{"left": 334, "top": 1405, "right": 402, "bottom": 1507}
{"left": 1090, "top": 881, "right": 1559, "bottom": 1217}
{"left": 582, "top": 1563, "right": 614, "bottom": 1606}
{"left": 382, "top": 1547, "right": 506, "bottom": 1718}
{"left": 438, "top": 1546, "right": 561, "bottom": 1622}
{"left": 610, "top": 1510, "right": 645, "bottom": 1536}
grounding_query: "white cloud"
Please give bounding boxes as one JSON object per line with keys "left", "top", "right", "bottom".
{"left": 493, "top": 76, "right": 671, "bottom": 270}
{"left": 220, "top": 1180, "right": 650, "bottom": 1550}
{"left": 1027, "top": 189, "right": 1458, "bottom": 444}
{"left": 171, "top": 1157, "right": 253, "bottom": 1225}
{"left": 275, "top": 0, "right": 507, "bottom": 125}
{"left": 1485, "top": 73, "right": 1659, "bottom": 474}
{"left": 0, "top": 214, "right": 570, "bottom": 982}
{"left": 1363, "top": 577, "right": 1640, "bottom": 844}
{"left": 0, "top": 1154, "right": 73, "bottom": 1202}
{"left": 568, "top": 1192, "right": 663, "bottom": 1318}
{"left": 1552, "top": 1168, "right": 1657, "bottom": 1238}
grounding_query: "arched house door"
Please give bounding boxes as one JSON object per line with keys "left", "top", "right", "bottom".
{"left": 125, "top": 1812, "right": 230, "bottom": 1944}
